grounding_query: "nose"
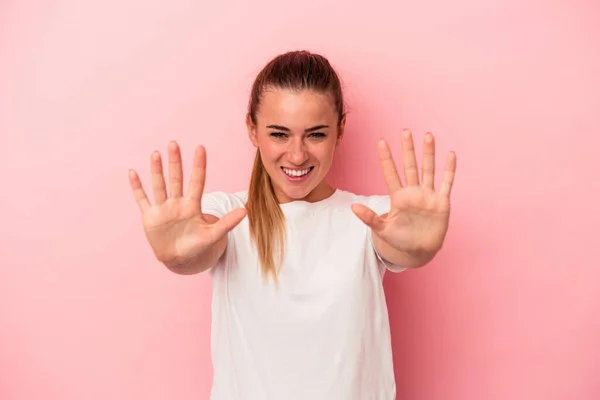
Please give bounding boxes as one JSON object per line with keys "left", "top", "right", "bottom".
{"left": 287, "top": 140, "right": 308, "bottom": 166}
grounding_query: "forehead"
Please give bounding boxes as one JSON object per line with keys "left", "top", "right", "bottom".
{"left": 256, "top": 89, "right": 337, "bottom": 127}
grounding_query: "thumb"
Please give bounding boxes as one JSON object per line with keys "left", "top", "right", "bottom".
{"left": 351, "top": 203, "right": 384, "bottom": 233}
{"left": 211, "top": 207, "right": 247, "bottom": 239}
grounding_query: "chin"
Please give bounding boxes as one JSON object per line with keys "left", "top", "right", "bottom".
{"left": 272, "top": 180, "right": 318, "bottom": 203}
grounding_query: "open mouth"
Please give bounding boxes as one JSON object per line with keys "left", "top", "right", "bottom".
{"left": 281, "top": 166, "right": 314, "bottom": 181}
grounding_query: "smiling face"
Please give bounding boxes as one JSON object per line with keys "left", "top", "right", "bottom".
{"left": 247, "top": 88, "right": 345, "bottom": 204}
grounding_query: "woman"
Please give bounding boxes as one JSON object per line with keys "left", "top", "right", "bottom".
{"left": 128, "top": 50, "right": 457, "bottom": 400}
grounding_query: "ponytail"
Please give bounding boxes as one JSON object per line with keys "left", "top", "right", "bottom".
{"left": 246, "top": 150, "right": 285, "bottom": 282}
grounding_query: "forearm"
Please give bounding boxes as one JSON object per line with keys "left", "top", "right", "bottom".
{"left": 372, "top": 231, "right": 437, "bottom": 269}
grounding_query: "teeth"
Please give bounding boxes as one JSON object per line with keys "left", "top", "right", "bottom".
{"left": 283, "top": 167, "right": 311, "bottom": 177}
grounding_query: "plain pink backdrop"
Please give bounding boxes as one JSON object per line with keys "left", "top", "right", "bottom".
{"left": 1, "top": 0, "right": 599, "bottom": 399}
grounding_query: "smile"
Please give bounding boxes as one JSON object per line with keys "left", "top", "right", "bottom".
{"left": 282, "top": 166, "right": 314, "bottom": 181}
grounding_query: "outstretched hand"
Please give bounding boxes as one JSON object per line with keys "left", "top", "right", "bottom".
{"left": 129, "top": 142, "right": 247, "bottom": 270}
{"left": 352, "top": 129, "right": 457, "bottom": 258}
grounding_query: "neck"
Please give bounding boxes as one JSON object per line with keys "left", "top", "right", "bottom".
{"left": 275, "top": 182, "right": 336, "bottom": 204}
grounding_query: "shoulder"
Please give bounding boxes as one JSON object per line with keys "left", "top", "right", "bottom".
{"left": 333, "top": 190, "right": 392, "bottom": 215}
{"left": 201, "top": 190, "right": 248, "bottom": 218}
{"left": 203, "top": 190, "right": 248, "bottom": 203}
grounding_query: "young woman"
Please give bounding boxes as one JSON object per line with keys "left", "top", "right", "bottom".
{"left": 128, "top": 50, "right": 457, "bottom": 400}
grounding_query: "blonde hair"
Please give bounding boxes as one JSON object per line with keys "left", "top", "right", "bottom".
{"left": 245, "top": 50, "right": 346, "bottom": 281}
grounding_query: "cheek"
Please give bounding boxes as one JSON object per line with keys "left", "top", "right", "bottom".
{"left": 259, "top": 141, "right": 284, "bottom": 161}
{"left": 313, "top": 143, "right": 337, "bottom": 163}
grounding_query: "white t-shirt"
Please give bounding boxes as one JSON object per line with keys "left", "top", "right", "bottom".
{"left": 201, "top": 189, "right": 405, "bottom": 400}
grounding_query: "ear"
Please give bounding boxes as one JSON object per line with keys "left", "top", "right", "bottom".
{"left": 336, "top": 114, "right": 346, "bottom": 147}
{"left": 246, "top": 114, "right": 258, "bottom": 147}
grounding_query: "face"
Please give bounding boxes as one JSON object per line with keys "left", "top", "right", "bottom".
{"left": 247, "top": 89, "right": 345, "bottom": 203}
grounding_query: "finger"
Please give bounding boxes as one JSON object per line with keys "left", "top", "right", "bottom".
{"left": 150, "top": 151, "right": 167, "bottom": 204}
{"left": 168, "top": 141, "right": 184, "bottom": 198}
{"left": 439, "top": 151, "right": 457, "bottom": 197}
{"left": 350, "top": 203, "right": 385, "bottom": 234}
{"left": 421, "top": 132, "right": 435, "bottom": 190}
{"left": 402, "top": 129, "right": 420, "bottom": 186}
{"left": 128, "top": 169, "right": 150, "bottom": 213}
{"left": 188, "top": 145, "right": 206, "bottom": 202}
{"left": 212, "top": 207, "right": 247, "bottom": 238}
{"left": 377, "top": 139, "right": 403, "bottom": 193}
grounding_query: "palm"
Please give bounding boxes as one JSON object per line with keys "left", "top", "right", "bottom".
{"left": 129, "top": 142, "right": 246, "bottom": 267}
{"left": 354, "top": 130, "right": 457, "bottom": 255}
{"left": 141, "top": 198, "right": 209, "bottom": 261}
{"left": 383, "top": 184, "right": 451, "bottom": 254}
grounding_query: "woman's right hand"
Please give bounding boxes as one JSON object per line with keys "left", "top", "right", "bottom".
{"left": 128, "top": 141, "right": 247, "bottom": 272}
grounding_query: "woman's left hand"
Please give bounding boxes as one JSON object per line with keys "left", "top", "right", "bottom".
{"left": 352, "top": 129, "right": 457, "bottom": 259}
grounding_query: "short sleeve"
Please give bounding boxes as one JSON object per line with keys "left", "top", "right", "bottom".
{"left": 201, "top": 191, "right": 247, "bottom": 219}
{"left": 198, "top": 191, "right": 247, "bottom": 274}
{"left": 201, "top": 191, "right": 230, "bottom": 219}
{"left": 367, "top": 195, "right": 407, "bottom": 274}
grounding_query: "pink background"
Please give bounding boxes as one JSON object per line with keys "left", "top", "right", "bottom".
{"left": 1, "top": 0, "right": 599, "bottom": 399}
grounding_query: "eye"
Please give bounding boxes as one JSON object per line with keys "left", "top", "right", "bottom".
{"left": 309, "top": 132, "right": 326, "bottom": 139}
{"left": 270, "top": 132, "right": 288, "bottom": 139}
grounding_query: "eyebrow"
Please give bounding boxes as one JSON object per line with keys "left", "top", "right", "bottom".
{"left": 266, "top": 124, "right": 329, "bottom": 132}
